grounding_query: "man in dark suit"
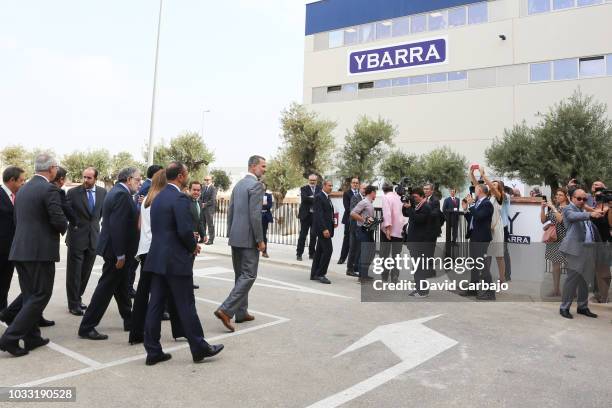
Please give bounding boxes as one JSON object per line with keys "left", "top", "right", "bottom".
{"left": 297, "top": 175, "right": 321, "bottom": 261}
{"left": 423, "top": 183, "right": 443, "bottom": 278}
{"left": 78, "top": 167, "right": 141, "bottom": 340}
{"left": 346, "top": 183, "right": 366, "bottom": 277}
{"left": 188, "top": 181, "right": 206, "bottom": 290}
{"left": 200, "top": 175, "right": 217, "bottom": 245}
{"left": 143, "top": 162, "right": 223, "bottom": 365}
{"left": 0, "top": 154, "right": 67, "bottom": 357}
{"left": 0, "top": 167, "right": 25, "bottom": 311}
{"left": 403, "top": 187, "right": 433, "bottom": 297}
{"left": 463, "top": 184, "right": 495, "bottom": 300}
{"left": 443, "top": 188, "right": 461, "bottom": 243}
{"left": 338, "top": 177, "right": 359, "bottom": 265}
{"left": 310, "top": 180, "right": 335, "bottom": 284}
{"left": 65, "top": 167, "right": 106, "bottom": 316}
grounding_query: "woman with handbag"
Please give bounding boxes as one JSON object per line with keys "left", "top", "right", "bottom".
{"left": 540, "top": 188, "right": 569, "bottom": 297}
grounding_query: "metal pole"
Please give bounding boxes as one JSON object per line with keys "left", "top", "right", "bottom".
{"left": 147, "top": 0, "right": 163, "bottom": 166}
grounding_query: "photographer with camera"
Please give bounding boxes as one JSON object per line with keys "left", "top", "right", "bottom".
{"left": 402, "top": 187, "right": 433, "bottom": 298}
{"left": 351, "top": 185, "right": 378, "bottom": 284}
{"left": 590, "top": 185, "right": 612, "bottom": 303}
{"left": 380, "top": 183, "right": 405, "bottom": 283}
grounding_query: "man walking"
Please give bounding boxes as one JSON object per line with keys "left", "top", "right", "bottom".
{"left": 143, "top": 162, "right": 223, "bottom": 365}
{"left": 310, "top": 180, "right": 335, "bottom": 284}
{"left": 201, "top": 175, "right": 217, "bottom": 245}
{"left": 65, "top": 167, "right": 106, "bottom": 316}
{"left": 214, "top": 155, "right": 266, "bottom": 332}
{"left": 296, "top": 175, "right": 321, "bottom": 261}
{"left": 78, "top": 167, "right": 140, "bottom": 340}
{"left": 338, "top": 178, "right": 360, "bottom": 264}
{"left": 0, "top": 154, "right": 67, "bottom": 357}
{"left": 188, "top": 181, "right": 206, "bottom": 290}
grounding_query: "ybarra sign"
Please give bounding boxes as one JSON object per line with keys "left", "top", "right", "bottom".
{"left": 348, "top": 37, "right": 447, "bottom": 75}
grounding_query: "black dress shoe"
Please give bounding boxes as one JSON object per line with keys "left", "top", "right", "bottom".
{"left": 0, "top": 340, "right": 29, "bottom": 357}
{"left": 559, "top": 309, "right": 573, "bottom": 319}
{"left": 69, "top": 308, "right": 84, "bottom": 316}
{"left": 161, "top": 312, "right": 170, "bottom": 321}
{"left": 346, "top": 270, "right": 359, "bottom": 277}
{"left": 337, "top": 259, "right": 346, "bottom": 265}
{"left": 146, "top": 352, "right": 172, "bottom": 366}
{"left": 319, "top": 277, "right": 331, "bottom": 284}
{"left": 80, "top": 303, "right": 88, "bottom": 310}
{"left": 476, "top": 291, "right": 496, "bottom": 301}
{"left": 79, "top": 329, "right": 109, "bottom": 340}
{"left": 577, "top": 308, "right": 598, "bottom": 318}
{"left": 193, "top": 344, "right": 224, "bottom": 363}
{"left": 296, "top": 255, "right": 303, "bottom": 261}
{"left": 459, "top": 290, "right": 478, "bottom": 297}
{"left": 24, "top": 337, "right": 50, "bottom": 351}
{"left": 129, "top": 337, "right": 143, "bottom": 346}
{"left": 193, "top": 284, "right": 200, "bottom": 290}
{"left": 123, "top": 321, "right": 132, "bottom": 332}
{"left": 0, "top": 311, "right": 13, "bottom": 325}
{"left": 39, "top": 317, "right": 55, "bottom": 327}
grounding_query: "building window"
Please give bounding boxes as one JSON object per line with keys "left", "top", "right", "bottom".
{"left": 577, "top": 0, "right": 602, "bottom": 6}
{"left": 376, "top": 21, "right": 392, "bottom": 40}
{"left": 428, "top": 11, "right": 447, "bottom": 31}
{"left": 553, "top": 58, "right": 578, "bottom": 80}
{"left": 467, "top": 2, "right": 488, "bottom": 24}
{"left": 392, "top": 77, "right": 410, "bottom": 86}
{"left": 392, "top": 17, "right": 410, "bottom": 37}
{"left": 448, "top": 71, "right": 468, "bottom": 81}
{"left": 607, "top": 54, "right": 612, "bottom": 75}
{"left": 360, "top": 23, "right": 375, "bottom": 43}
{"left": 410, "top": 14, "right": 427, "bottom": 33}
{"left": 530, "top": 62, "right": 552, "bottom": 81}
{"left": 579, "top": 56, "right": 605, "bottom": 77}
{"left": 343, "top": 83, "right": 358, "bottom": 93}
{"left": 374, "top": 79, "right": 392, "bottom": 88}
{"left": 410, "top": 75, "right": 428, "bottom": 85}
{"left": 428, "top": 72, "right": 447, "bottom": 83}
{"left": 344, "top": 28, "right": 359, "bottom": 45}
{"left": 358, "top": 81, "right": 374, "bottom": 90}
{"left": 553, "top": 0, "right": 575, "bottom": 9}
{"left": 448, "top": 7, "right": 467, "bottom": 27}
{"left": 528, "top": 0, "right": 551, "bottom": 14}
{"left": 328, "top": 30, "right": 343, "bottom": 48}
{"left": 327, "top": 85, "right": 342, "bottom": 93}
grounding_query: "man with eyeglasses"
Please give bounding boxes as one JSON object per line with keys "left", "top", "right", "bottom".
{"left": 65, "top": 167, "right": 106, "bottom": 316}
{"left": 296, "top": 174, "right": 321, "bottom": 261}
{"left": 78, "top": 167, "right": 141, "bottom": 340}
{"left": 558, "top": 188, "right": 604, "bottom": 319}
{"left": 200, "top": 175, "right": 217, "bottom": 245}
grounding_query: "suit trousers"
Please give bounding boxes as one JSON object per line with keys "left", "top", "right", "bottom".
{"left": 220, "top": 247, "right": 259, "bottom": 320}
{"left": 339, "top": 222, "right": 351, "bottom": 261}
{"left": 144, "top": 273, "right": 208, "bottom": 357}
{"left": 379, "top": 235, "right": 403, "bottom": 282}
{"left": 297, "top": 214, "right": 316, "bottom": 257}
{"left": 561, "top": 249, "right": 595, "bottom": 310}
{"left": 356, "top": 228, "right": 375, "bottom": 279}
{"left": 311, "top": 236, "right": 333, "bottom": 279}
{"left": 66, "top": 245, "right": 97, "bottom": 309}
{"left": 406, "top": 243, "right": 430, "bottom": 295}
{"left": 79, "top": 257, "right": 132, "bottom": 333}
{"left": 202, "top": 209, "right": 215, "bottom": 242}
{"left": 347, "top": 223, "right": 360, "bottom": 272}
{"left": 130, "top": 254, "right": 184, "bottom": 343}
{"left": 503, "top": 226, "right": 512, "bottom": 280}
{"left": 468, "top": 242, "right": 492, "bottom": 286}
{"left": 0, "top": 262, "right": 54, "bottom": 343}
{"left": 0, "top": 256, "right": 14, "bottom": 311}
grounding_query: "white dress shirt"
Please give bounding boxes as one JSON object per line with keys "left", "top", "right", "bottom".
{"left": 137, "top": 202, "right": 152, "bottom": 257}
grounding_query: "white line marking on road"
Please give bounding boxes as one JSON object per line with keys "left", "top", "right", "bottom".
{"left": 202, "top": 276, "right": 352, "bottom": 299}
{"left": 193, "top": 267, "right": 233, "bottom": 277}
{"left": 46, "top": 342, "right": 102, "bottom": 368}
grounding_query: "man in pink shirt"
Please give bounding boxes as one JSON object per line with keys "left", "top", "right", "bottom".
{"left": 380, "top": 183, "right": 406, "bottom": 283}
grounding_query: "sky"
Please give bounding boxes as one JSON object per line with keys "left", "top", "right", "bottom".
{"left": 0, "top": 0, "right": 306, "bottom": 167}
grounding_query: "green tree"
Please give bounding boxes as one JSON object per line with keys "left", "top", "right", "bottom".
{"left": 209, "top": 169, "right": 231, "bottom": 192}
{"left": 380, "top": 150, "right": 420, "bottom": 185}
{"left": 336, "top": 116, "right": 396, "bottom": 183}
{"left": 145, "top": 132, "right": 214, "bottom": 182}
{"left": 62, "top": 149, "right": 112, "bottom": 183}
{"left": 421, "top": 147, "right": 468, "bottom": 191}
{"left": 487, "top": 91, "right": 612, "bottom": 188}
{"left": 0, "top": 145, "right": 33, "bottom": 177}
{"left": 109, "top": 152, "right": 144, "bottom": 188}
{"left": 280, "top": 103, "right": 336, "bottom": 178}
{"left": 264, "top": 148, "right": 302, "bottom": 203}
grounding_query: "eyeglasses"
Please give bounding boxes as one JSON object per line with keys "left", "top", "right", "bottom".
{"left": 574, "top": 197, "right": 587, "bottom": 202}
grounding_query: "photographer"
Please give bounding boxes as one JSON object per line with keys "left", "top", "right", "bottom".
{"left": 590, "top": 187, "right": 612, "bottom": 303}
{"left": 402, "top": 187, "right": 433, "bottom": 298}
{"left": 380, "top": 183, "right": 405, "bottom": 283}
{"left": 350, "top": 185, "right": 377, "bottom": 284}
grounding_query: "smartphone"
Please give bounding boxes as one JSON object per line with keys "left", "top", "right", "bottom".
{"left": 541, "top": 195, "right": 547, "bottom": 203}
{"left": 470, "top": 163, "right": 479, "bottom": 171}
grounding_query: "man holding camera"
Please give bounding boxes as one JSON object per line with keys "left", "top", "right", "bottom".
{"left": 310, "top": 180, "right": 334, "bottom": 284}
{"left": 351, "top": 185, "right": 377, "bottom": 284}
{"left": 403, "top": 187, "right": 433, "bottom": 297}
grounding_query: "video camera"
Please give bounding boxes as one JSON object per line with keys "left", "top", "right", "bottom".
{"left": 362, "top": 216, "right": 384, "bottom": 232}
{"left": 594, "top": 187, "right": 612, "bottom": 203}
{"left": 395, "top": 177, "right": 415, "bottom": 205}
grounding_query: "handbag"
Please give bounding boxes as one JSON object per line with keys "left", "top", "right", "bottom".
{"left": 542, "top": 222, "right": 557, "bottom": 243}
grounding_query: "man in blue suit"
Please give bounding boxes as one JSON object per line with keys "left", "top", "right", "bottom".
{"left": 143, "top": 162, "right": 223, "bottom": 366}
{"left": 463, "top": 184, "right": 495, "bottom": 300}
{"left": 78, "top": 167, "right": 141, "bottom": 340}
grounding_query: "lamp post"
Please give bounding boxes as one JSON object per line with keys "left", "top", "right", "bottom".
{"left": 147, "top": 0, "right": 163, "bottom": 166}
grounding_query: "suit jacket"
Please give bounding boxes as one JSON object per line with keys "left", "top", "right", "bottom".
{"left": 0, "top": 187, "right": 15, "bottom": 256}
{"left": 262, "top": 193, "right": 274, "bottom": 225}
{"left": 200, "top": 184, "right": 217, "bottom": 213}
{"left": 227, "top": 175, "right": 264, "bottom": 248}
{"left": 464, "top": 198, "right": 494, "bottom": 243}
{"left": 189, "top": 197, "right": 206, "bottom": 238}
{"left": 403, "top": 202, "right": 432, "bottom": 243}
{"left": 59, "top": 189, "right": 77, "bottom": 226}
{"left": 312, "top": 192, "right": 334, "bottom": 238}
{"left": 96, "top": 183, "right": 138, "bottom": 260}
{"left": 66, "top": 184, "right": 106, "bottom": 251}
{"left": 349, "top": 193, "right": 364, "bottom": 232}
{"left": 298, "top": 184, "right": 322, "bottom": 220}
{"left": 443, "top": 196, "right": 460, "bottom": 214}
{"left": 559, "top": 203, "right": 601, "bottom": 257}
{"left": 143, "top": 185, "right": 197, "bottom": 276}
{"left": 342, "top": 189, "right": 359, "bottom": 225}
{"left": 9, "top": 175, "right": 68, "bottom": 262}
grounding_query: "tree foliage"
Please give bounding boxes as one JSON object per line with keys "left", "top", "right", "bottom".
{"left": 486, "top": 90, "right": 612, "bottom": 188}
{"left": 209, "top": 169, "right": 231, "bottom": 192}
{"left": 264, "top": 148, "right": 302, "bottom": 203}
{"left": 280, "top": 103, "right": 336, "bottom": 179}
{"left": 62, "top": 149, "right": 113, "bottom": 183}
{"left": 146, "top": 132, "right": 215, "bottom": 182}
{"left": 0, "top": 145, "right": 33, "bottom": 178}
{"left": 336, "top": 116, "right": 396, "bottom": 183}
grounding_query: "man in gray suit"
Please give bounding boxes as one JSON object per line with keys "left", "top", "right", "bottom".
{"left": 559, "top": 188, "right": 604, "bottom": 319}
{"left": 214, "top": 155, "right": 266, "bottom": 332}
{"left": 0, "top": 154, "right": 68, "bottom": 357}
{"left": 201, "top": 175, "right": 217, "bottom": 245}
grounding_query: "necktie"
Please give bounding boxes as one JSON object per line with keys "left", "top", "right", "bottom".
{"left": 10, "top": 192, "right": 15, "bottom": 205}
{"left": 195, "top": 200, "right": 200, "bottom": 216}
{"left": 87, "top": 190, "right": 95, "bottom": 214}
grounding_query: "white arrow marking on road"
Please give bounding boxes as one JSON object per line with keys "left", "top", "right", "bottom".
{"left": 306, "top": 315, "right": 457, "bottom": 408}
